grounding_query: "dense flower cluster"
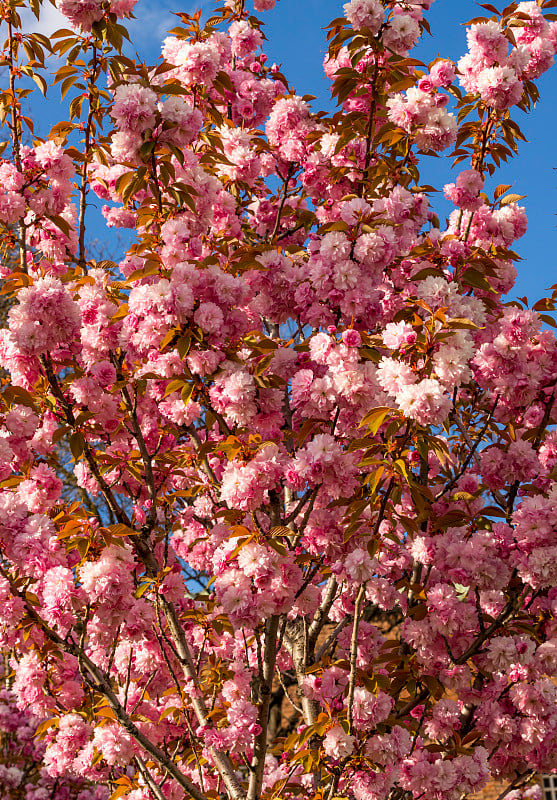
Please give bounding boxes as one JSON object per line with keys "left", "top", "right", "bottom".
{"left": 0, "top": 0, "right": 555, "bottom": 800}
{"left": 55, "top": 0, "right": 138, "bottom": 30}
{"left": 0, "top": 682, "right": 106, "bottom": 800}
{"left": 459, "top": 5, "right": 557, "bottom": 109}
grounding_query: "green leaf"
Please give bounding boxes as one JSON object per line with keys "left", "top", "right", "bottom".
{"left": 359, "top": 406, "right": 394, "bottom": 434}
{"left": 394, "top": 458, "right": 411, "bottom": 482}
{"left": 176, "top": 333, "right": 192, "bottom": 358}
{"left": 69, "top": 432, "right": 85, "bottom": 460}
{"left": 109, "top": 303, "right": 129, "bottom": 324}
{"left": 34, "top": 718, "right": 58, "bottom": 738}
{"left": 448, "top": 317, "right": 481, "bottom": 330}
{"left": 162, "top": 82, "right": 188, "bottom": 95}
{"left": 500, "top": 192, "right": 526, "bottom": 206}
{"left": 540, "top": 314, "right": 557, "bottom": 328}
{"left": 134, "top": 581, "right": 154, "bottom": 599}
{"left": 494, "top": 183, "right": 512, "bottom": 199}
{"left": 139, "top": 140, "right": 156, "bottom": 161}
{"left": 96, "top": 705, "right": 117, "bottom": 721}
{"left": 460, "top": 269, "right": 495, "bottom": 293}
{"left": 388, "top": 76, "right": 417, "bottom": 94}
{"left": 60, "top": 75, "right": 77, "bottom": 100}
{"left": 181, "top": 383, "right": 195, "bottom": 406}
{"left": 3, "top": 386, "right": 36, "bottom": 408}
{"left": 107, "top": 524, "right": 136, "bottom": 537}
{"left": 49, "top": 214, "right": 71, "bottom": 236}
{"left": 366, "top": 465, "right": 385, "bottom": 496}
{"left": 164, "top": 378, "right": 185, "bottom": 397}
{"left": 32, "top": 73, "right": 47, "bottom": 97}
{"left": 109, "top": 785, "right": 130, "bottom": 800}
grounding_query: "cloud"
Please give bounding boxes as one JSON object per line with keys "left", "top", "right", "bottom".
{"left": 20, "top": 4, "right": 75, "bottom": 37}
{"left": 125, "top": 0, "right": 195, "bottom": 56}
{"left": 17, "top": 0, "right": 196, "bottom": 65}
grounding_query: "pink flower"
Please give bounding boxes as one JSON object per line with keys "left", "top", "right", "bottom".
{"left": 229, "top": 20, "right": 263, "bottom": 58}
{"left": 467, "top": 21, "right": 509, "bottom": 65}
{"left": 162, "top": 37, "right": 221, "bottom": 87}
{"left": 352, "top": 687, "right": 393, "bottom": 729}
{"left": 34, "top": 141, "right": 74, "bottom": 181}
{"left": 343, "top": 0, "right": 383, "bottom": 34}
{"left": 340, "top": 198, "right": 372, "bottom": 225}
{"left": 309, "top": 332, "right": 333, "bottom": 363}
{"left": 41, "top": 566, "right": 80, "bottom": 634}
{"left": 158, "top": 96, "right": 202, "bottom": 146}
{"left": 382, "top": 321, "right": 417, "bottom": 350}
{"left": 376, "top": 357, "right": 416, "bottom": 396}
{"left": 444, "top": 169, "right": 484, "bottom": 210}
{"left": 17, "top": 463, "right": 62, "bottom": 513}
{"left": 476, "top": 66, "right": 523, "bottom": 110}
{"left": 266, "top": 96, "right": 312, "bottom": 163}
{"left": 92, "top": 723, "right": 135, "bottom": 765}
{"left": 387, "top": 87, "right": 457, "bottom": 152}
{"left": 5, "top": 276, "right": 81, "bottom": 357}
{"left": 210, "top": 366, "right": 257, "bottom": 426}
{"left": 429, "top": 60, "right": 456, "bottom": 88}
{"left": 220, "top": 444, "right": 285, "bottom": 511}
{"left": 110, "top": 0, "right": 137, "bottom": 15}
{"left": 345, "top": 548, "right": 376, "bottom": 582}
{"left": 79, "top": 544, "right": 135, "bottom": 607}
{"left": 396, "top": 378, "right": 451, "bottom": 426}
{"left": 0, "top": 577, "right": 25, "bottom": 646}
{"left": 383, "top": 14, "right": 420, "bottom": 55}
{"left": 342, "top": 329, "right": 362, "bottom": 347}
{"left": 102, "top": 206, "right": 135, "bottom": 228}
{"left": 323, "top": 725, "right": 355, "bottom": 759}
{"left": 112, "top": 84, "right": 157, "bottom": 133}
{"left": 55, "top": 0, "right": 104, "bottom": 30}
{"left": 194, "top": 302, "right": 225, "bottom": 334}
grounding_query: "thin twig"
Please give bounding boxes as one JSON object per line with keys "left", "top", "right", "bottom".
{"left": 436, "top": 395, "right": 499, "bottom": 501}
{"left": 347, "top": 583, "right": 366, "bottom": 732}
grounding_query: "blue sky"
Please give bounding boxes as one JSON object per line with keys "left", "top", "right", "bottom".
{"left": 22, "top": 0, "right": 557, "bottom": 304}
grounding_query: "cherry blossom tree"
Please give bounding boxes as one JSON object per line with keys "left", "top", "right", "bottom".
{"left": 0, "top": 1, "right": 556, "bottom": 800}
{"left": 0, "top": 658, "right": 107, "bottom": 800}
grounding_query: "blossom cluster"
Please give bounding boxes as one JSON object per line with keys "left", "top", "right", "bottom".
{"left": 0, "top": 0, "right": 555, "bottom": 799}
{"left": 0, "top": 683, "right": 106, "bottom": 800}
{"left": 459, "top": 4, "right": 557, "bottom": 109}
{"left": 55, "top": 0, "right": 138, "bottom": 31}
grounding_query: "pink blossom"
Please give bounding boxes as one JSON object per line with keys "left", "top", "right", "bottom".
{"left": 323, "top": 725, "right": 355, "bottom": 759}
{"left": 352, "top": 687, "right": 393, "bottom": 729}
{"left": 162, "top": 37, "right": 221, "bottom": 87}
{"left": 229, "top": 20, "right": 263, "bottom": 58}
{"left": 383, "top": 321, "right": 417, "bottom": 350}
{"left": 383, "top": 14, "right": 420, "bottom": 55}
{"left": 92, "top": 723, "right": 135, "bottom": 765}
{"left": 466, "top": 21, "right": 509, "bottom": 65}
{"left": 79, "top": 545, "right": 135, "bottom": 607}
{"left": 41, "top": 566, "right": 80, "bottom": 634}
{"left": 55, "top": 0, "right": 104, "bottom": 29}
{"left": 343, "top": 0, "right": 384, "bottom": 34}
{"left": 342, "top": 329, "right": 362, "bottom": 347}
{"left": 396, "top": 377, "right": 451, "bottom": 425}
{"left": 376, "top": 357, "right": 416, "bottom": 395}
{"left": 429, "top": 60, "right": 456, "bottom": 88}
{"left": 4, "top": 276, "right": 81, "bottom": 357}
{"left": 159, "top": 96, "right": 202, "bottom": 146}
{"left": 444, "top": 169, "right": 484, "bottom": 210}
{"left": 112, "top": 84, "right": 157, "bottom": 133}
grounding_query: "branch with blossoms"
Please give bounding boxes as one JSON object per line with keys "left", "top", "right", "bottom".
{"left": 0, "top": 2, "right": 555, "bottom": 800}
